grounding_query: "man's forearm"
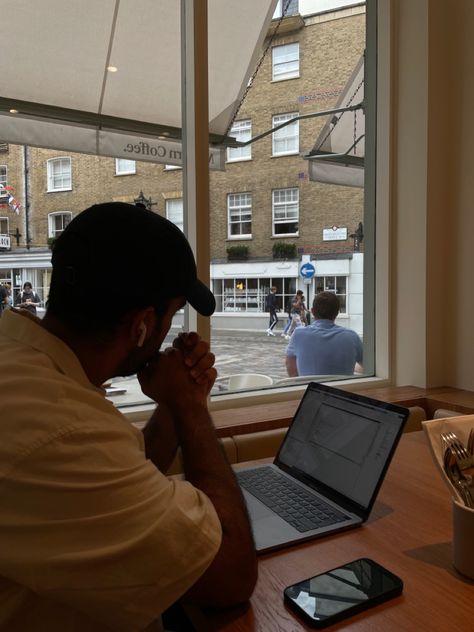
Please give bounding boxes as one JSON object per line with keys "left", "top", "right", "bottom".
{"left": 142, "top": 405, "right": 179, "bottom": 473}
{"left": 286, "top": 356, "right": 298, "bottom": 377}
{"left": 175, "top": 404, "right": 257, "bottom": 608}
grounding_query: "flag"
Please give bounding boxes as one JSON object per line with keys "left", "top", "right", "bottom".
{"left": 0, "top": 183, "right": 21, "bottom": 214}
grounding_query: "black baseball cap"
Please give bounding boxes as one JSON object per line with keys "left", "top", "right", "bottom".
{"left": 51, "top": 202, "right": 215, "bottom": 316}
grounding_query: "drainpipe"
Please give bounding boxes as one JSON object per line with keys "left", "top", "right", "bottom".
{"left": 23, "top": 145, "right": 30, "bottom": 249}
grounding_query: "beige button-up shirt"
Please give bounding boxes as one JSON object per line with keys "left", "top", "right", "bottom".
{"left": 0, "top": 309, "right": 221, "bottom": 631}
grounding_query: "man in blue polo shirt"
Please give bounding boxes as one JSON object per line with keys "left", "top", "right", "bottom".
{"left": 286, "top": 291, "right": 363, "bottom": 377}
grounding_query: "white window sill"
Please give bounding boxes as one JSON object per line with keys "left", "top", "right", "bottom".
{"left": 47, "top": 187, "right": 72, "bottom": 193}
{"left": 226, "top": 157, "right": 252, "bottom": 164}
{"left": 271, "top": 151, "right": 299, "bottom": 158}
{"left": 271, "top": 75, "right": 300, "bottom": 83}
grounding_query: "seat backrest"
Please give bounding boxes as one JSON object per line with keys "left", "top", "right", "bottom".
{"left": 404, "top": 406, "right": 427, "bottom": 433}
{"left": 433, "top": 408, "right": 463, "bottom": 419}
{"left": 275, "top": 375, "right": 348, "bottom": 386}
{"left": 228, "top": 373, "right": 273, "bottom": 389}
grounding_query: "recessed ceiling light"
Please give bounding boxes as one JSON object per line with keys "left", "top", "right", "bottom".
{"left": 107, "top": 66, "right": 118, "bottom": 73}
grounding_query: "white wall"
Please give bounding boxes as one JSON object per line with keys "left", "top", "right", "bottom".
{"left": 299, "top": 0, "right": 364, "bottom": 16}
{"left": 393, "top": 0, "right": 474, "bottom": 390}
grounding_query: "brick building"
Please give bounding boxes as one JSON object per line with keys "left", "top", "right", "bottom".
{"left": 0, "top": 1, "right": 366, "bottom": 332}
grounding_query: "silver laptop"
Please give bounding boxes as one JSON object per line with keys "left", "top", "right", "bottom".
{"left": 236, "top": 382, "right": 408, "bottom": 553}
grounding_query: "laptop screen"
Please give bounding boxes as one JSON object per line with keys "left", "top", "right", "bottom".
{"left": 276, "top": 383, "right": 407, "bottom": 510}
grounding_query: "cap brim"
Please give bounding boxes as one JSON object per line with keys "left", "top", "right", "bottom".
{"left": 186, "top": 279, "right": 216, "bottom": 317}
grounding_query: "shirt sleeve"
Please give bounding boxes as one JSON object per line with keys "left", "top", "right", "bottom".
{"left": 0, "top": 422, "right": 222, "bottom": 631}
{"left": 355, "top": 334, "right": 363, "bottom": 364}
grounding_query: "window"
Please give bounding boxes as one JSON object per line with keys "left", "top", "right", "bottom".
{"left": 212, "top": 277, "right": 296, "bottom": 313}
{"left": 227, "top": 192, "right": 252, "bottom": 238}
{"left": 48, "top": 212, "right": 72, "bottom": 238}
{"left": 272, "top": 188, "right": 299, "bottom": 235}
{"left": 115, "top": 158, "right": 136, "bottom": 175}
{"left": 166, "top": 198, "right": 183, "bottom": 232}
{"left": 0, "top": 166, "right": 7, "bottom": 198}
{"left": 47, "top": 157, "right": 72, "bottom": 192}
{"left": 315, "top": 276, "right": 347, "bottom": 314}
{"left": 273, "top": 0, "right": 299, "bottom": 19}
{"left": 227, "top": 120, "right": 252, "bottom": 162}
{"left": 272, "top": 42, "right": 299, "bottom": 81}
{"left": 272, "top": 113, "right": 299, "bottom": 155}
{"left": 0, "top": 217, "right": 9, "bottom": 249}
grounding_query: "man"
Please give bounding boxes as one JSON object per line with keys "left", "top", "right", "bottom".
{"left": 265, "top": 285, "right": 279, "bottom": 336}
{"left": 0, "top": 283, "right": 7, "bottom": 315}
{"left": 0, "top": 202, "right": 257, "bottom": 630}
{"left": 286, "top": 291, "right": 363, "bottom": 377}
{"left": 15, "top": 281, "right": 41, "bottom": 315}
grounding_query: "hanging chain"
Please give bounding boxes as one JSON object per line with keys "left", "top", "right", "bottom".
{"left": 353, "top": 110, "right": 357, "bottom": 156}
{"left": 221, "top": 0, "right": 293, "bottom": 143}
{"left": 316, "top": 74, "right": 364, "bottom": 150}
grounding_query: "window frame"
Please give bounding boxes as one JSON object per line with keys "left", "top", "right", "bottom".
{"left": 315, "top": 276, "right": 348, "bottom": 315}
{"left": 227, "top": 192, "right": 252, "bottom": 239}
{"left": 47, "top": 211, "right": 72, "bottom": 238}
{"left": 166, "top": 198, "right": 184, "bottom": 232}
{"left": 0, "top": 165, "right": 7, "bottom": 198}
{"left": 115, "top": 158, "right": 136, "bottom": 175}
{"left": 227, "top": 119, "right": 252, "bottom": 163}
{"left": 0, "top": 216, "right": 8, "bottom": 234}
{"left": 272, "top": 112, "right": 299, "bottom": 156}
{"left": 272, "top": 42, "right": 300, "bottom": 81}
{"left": 47, "top": 157, "right": 72, "bottom": 192}
{"left": 272, "top": 187, "right": 299, "bottom": 237}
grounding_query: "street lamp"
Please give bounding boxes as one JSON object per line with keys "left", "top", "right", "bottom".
{"left": 349, "top": 222, "right": 364, "bottom": 252}
{"left": 133, "top": 190, "right": 157, "bottom": 211}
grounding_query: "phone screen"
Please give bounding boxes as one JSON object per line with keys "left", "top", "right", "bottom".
{"left": 284, "top": 558, "right": 403, "bottom": 627}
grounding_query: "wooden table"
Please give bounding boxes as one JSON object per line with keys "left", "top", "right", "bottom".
{"left": 188, "top": 432, "right": 474, "bottom": 631}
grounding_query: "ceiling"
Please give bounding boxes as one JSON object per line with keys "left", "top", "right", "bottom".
{"left": 0, "top": 0, "right": 277, "bottom": 168}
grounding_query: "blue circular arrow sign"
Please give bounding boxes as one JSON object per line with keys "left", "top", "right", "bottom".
{"left": 300, "top": 262, "right": 316, "bottom": 279}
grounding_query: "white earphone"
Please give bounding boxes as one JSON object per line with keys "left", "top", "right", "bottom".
{"left": 137, "top": 322, "right": 147, "bottom": 348}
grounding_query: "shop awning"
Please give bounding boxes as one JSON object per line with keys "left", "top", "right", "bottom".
{"left": 0, "top": 0, "right": 277, "bottom": 170}
{"left": 304, "top": 54, "right": 365, "bottom": 187}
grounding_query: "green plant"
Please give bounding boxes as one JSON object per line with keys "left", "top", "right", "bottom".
{"left": 272, "top": 241, "right": 296, "bottom": 260}
{"left": 226, "top": 245, "right": 249, "bottom": 260}
{"left": 47, "top": 237, "right": 57, "bottom": 250}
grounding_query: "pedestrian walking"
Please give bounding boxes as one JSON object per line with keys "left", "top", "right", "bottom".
{"left": 15, "top": 282, "right": 41, "bottom": 316}
{"left": 285, "top": 290, "right": 306, "bottom": 339}
{"left": 264, "top": 286, "right": 279, "bottom": 336}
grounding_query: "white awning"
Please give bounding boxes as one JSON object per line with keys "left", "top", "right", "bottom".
{"left": 0, "top": 0, "right": 277, "bottom": 170}
{"left": 305, "top": 54, "right": 365, "bottom": 187}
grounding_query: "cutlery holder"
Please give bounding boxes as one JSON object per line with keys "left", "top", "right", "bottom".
{"left": 452, "top": 498, "right": 474, "bottom": 579}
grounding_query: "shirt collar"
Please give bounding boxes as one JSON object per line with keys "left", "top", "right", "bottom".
{"left": 0, "top": 308, "right": 101, "bottom": 392}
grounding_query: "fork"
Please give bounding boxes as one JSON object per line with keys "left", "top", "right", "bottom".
{"left": 443, "top": 446, "right": 474, "bottom": 508}
{"left": 468, "top": 428, "right": 474, "bottom": 455}
{"left": 440, "top": 432, "right": 474, "bottom": 472}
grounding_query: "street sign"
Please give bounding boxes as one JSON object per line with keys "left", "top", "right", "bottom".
{"left": 300, "top": 261, "right": 316, "bottom": 279}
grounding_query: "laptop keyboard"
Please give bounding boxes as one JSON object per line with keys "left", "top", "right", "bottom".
{"left": 237, "top": 466, "right": 349, "bottom": 533}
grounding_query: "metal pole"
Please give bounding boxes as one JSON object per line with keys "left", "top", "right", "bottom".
{"left": 181, "top": 0, "right": 210, "bottom": 340}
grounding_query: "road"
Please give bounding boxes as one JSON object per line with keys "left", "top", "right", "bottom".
{"left": 209, "top": 328, "right": 290, "bottom": 382}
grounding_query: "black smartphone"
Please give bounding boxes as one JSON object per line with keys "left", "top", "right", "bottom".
{"left": 283, "top": 558, "right": 403, "bottom": 629}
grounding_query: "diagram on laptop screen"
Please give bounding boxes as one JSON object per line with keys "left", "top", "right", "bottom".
{"left": 278, "top": 389, "right": 401, "bottom": 507}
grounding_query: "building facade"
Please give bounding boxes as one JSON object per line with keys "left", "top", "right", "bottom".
{"left": 0, "top": 2, "right": 366, "bottom": 333}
